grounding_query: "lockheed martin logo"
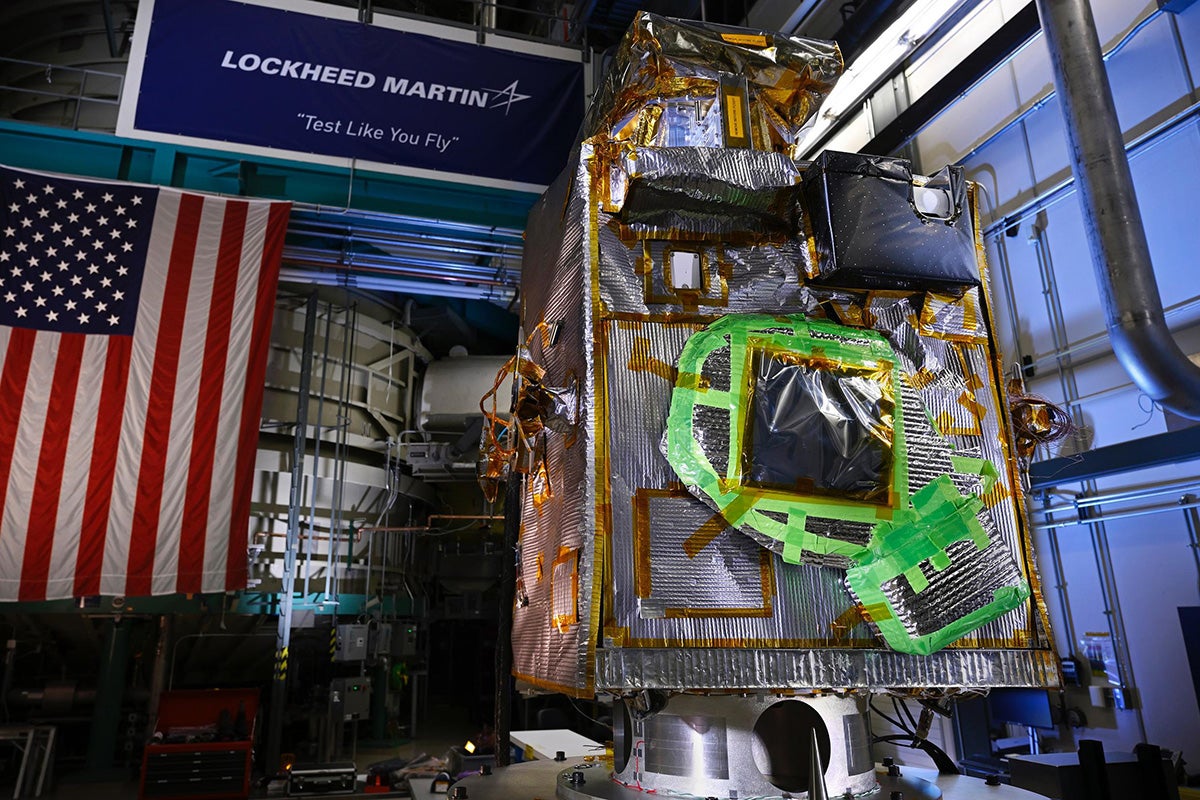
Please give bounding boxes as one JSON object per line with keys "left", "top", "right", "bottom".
{"left": 484, "top": 80, "right": 531, "bottom": 114}
{"left": 219, "top": 51, "right": 534, "bottom": 115}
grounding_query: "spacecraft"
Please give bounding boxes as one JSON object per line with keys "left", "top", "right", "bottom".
{"left": 477, "top": 13, "right": 1058, "bottom": 798}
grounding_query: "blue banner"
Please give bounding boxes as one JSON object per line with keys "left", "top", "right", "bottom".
{"left": 125, "top": 0, "right": 585, "bottom": 188}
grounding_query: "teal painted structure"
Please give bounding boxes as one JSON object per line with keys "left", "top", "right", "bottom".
{"left": 0, "top": 119, "right": 538, "bottom": 228}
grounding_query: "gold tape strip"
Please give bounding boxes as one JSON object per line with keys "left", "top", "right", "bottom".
{"left": 958, "top": 390, "right": 989, "bottom": 421}
{"left": 682, "top": 510, "right": 730, "bottom": 558}
{"left": 829, "top": 604, "right": 866, "bottom": 639}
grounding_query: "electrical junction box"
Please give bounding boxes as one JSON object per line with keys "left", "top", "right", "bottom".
{"left": 394, "top": 624, "right": 418, "bottom": 657}
{"left": 330, "top": 676, "right": 372, "bottom": 719}
{"left": 368, "top": 623, "right": 392, "bottom": 660}
{"left": 334, "top": 624, "right": 368, "bottom": 662}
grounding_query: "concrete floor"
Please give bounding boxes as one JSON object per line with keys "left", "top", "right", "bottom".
{"left": 18, "top": 702, "right": 473, "bottom": 800}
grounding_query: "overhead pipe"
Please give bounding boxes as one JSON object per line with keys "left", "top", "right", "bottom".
{"left": 1036, "top": 0, "right": 1200, "bottom": 419}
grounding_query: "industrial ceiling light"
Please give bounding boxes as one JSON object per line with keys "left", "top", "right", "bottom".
{"left": 797, "top": 0, "right": 969, "bottom": 158}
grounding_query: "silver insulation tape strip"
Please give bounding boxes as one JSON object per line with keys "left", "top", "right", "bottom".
{"left": 596, "top": 647, "right": 1058, "bottom": 690}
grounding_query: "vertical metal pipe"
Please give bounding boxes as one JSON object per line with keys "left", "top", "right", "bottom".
{"left": 1084, "top": 509, "right": 1147, "bottom": 742}
{"left": 493, "top": 472, "right": 522, "bottom": 767}
{"left": 1041, "top": 497, "right": 1078, "bottom": 649}
{"left": 267, "top": 291, "right": 317, "bottom": 773}
{"left": 86, "top": 618, "right": 131, "bottom": 771}
{"left": 143, "top": 615, "right": 173, "bottom": 741}
{"left": 1036, "top": 0, "right": 1200, "bottom": 419}
{"left": 326, "top": 305, "right": 354, "bottom": 602}
{"left": 304, "top": 303, "right": 335, "bottom": 600}
{"left": 1182, "top": 495, "right": 1200, "bottom": 594}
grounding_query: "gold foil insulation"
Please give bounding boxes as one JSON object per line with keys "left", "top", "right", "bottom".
{"left": 582, "top": 13, "right": 842, "bottom": 158}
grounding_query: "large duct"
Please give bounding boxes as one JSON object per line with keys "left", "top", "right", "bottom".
{"left": 1036, "top": 0, "right": 1200, "bottom": 420}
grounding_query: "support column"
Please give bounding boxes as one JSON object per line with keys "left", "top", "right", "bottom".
{"left": 265, "top": 291, "right": 318, "bottom": 774}
{"left": 86, "top": 618, "right": 131, "bottom": 771}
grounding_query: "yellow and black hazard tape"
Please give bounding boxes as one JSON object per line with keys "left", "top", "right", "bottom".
{"left": 273, "top": 646, "right": 288, "bottom": 682}
{"left": 329, "top": 625, "right": 338, "bottom": 662}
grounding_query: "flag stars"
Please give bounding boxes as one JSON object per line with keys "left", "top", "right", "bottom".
{"left": 45, "top": 247, "right": 56, "bottom": 257}
{"left": 19, "top": 218, "right": 32, "bottom": 228}
{"left": 67, "top": 213, "right": 79, "bottom": 223}
{"left": 83, "top": 288, "right": 94, "bottom": 299}
{"left": 113, "top": 290, "right": 124, "bottom": 301}
{"left": 77, "top": 313, "right": 90, "bottom": 324}
{"left": 0, "top": 252, "right": 7, "bottom": 263}
{"left": 75, "top": 251, "right": 87, "bottom": 261}
{"left": 42, "top": 184, "right": 53, "bottom": 195}
{"left": 65, "top": 300, "right": 76, "bottom": 310}
{"left": 55, "top": 199, "right": 67, "bottom": 210}
{"left": 36, "top": 208, "right": 49, "bottom": 219}
{"left": 7, "top": 203, "right": 19, "bottom": 214}
{"left": 72, "top": 189, "right": 83, "bottom": 200}
{"left": 46, "top": 310, "right": 58, "bottom": 322}
{"left": 84, "top": 203, "right": 97, "bottom": 214}
{"left": 125, "top": 219, "right": 137, "bottom": 229}
{"left": 57, "top": 261, "right": 68, "bottom": 271}
{"left": 115, "top": 206, "right": 126, "bottom": 216}
{"left": 2, "top": 292, "right": 12, "bottom": 303}
{"left": 50, "top": 223, "right": 62, "bottom": 233}
{"left": 95, "top": 301, "right": 108, "bottom": 313}
{"left": 100, "top": 277, "right": 112, "bottom": 288}
{"left": 116, "top": 266, "right": 128, "bottom": 276}
{"left": 32, "top": 232, "right": 43, "bottom": 243}
{"left": 52, "top": 286, "right": 63, "bottom": 297}
{"left": 121, "top": 242, "right": 133, "bottom": 253}
{"left": 27, "top": 256, "right": 38, "bottom": 268}
{"left": 25, "top": 193, "right": 37, "bottom": 204}
{"left": 38, "top": 271, "right": 50, "bottom": 282}
{"left": 80, "top": 226, "right": 92, "bottom": 237}
{"left": 104, "top": 253, "right": 116, "bottom": 263}
{"left": 97, "top": 215, "right": 109, "bottom": 227}
{"left": 12, "top": 179, "right": 24, "bottom": 189}
{"left": 33, "top": 296, "right": 46, "bottom": 307}
{"left": 87, "top": 264, "right": 99, "bottom": 274}
{"left": 131, "top": 195, "right": 142, "bottom": 205}
{"left": 107, "top": 314, "right": 119, "bottom": 326}
{"left": 15, "top": 242, "right": 27, "bottom": 253}
{"left": 70, "top": 275, "right": 81, "bottom": 286}
{"left": 20, "top": 281, "right": 33, "bottom": 292}
{"left": 101, "top": 192, "right": 113, "bottom": 203}
{"left": 109, "top": 229, "right": 122, "bottom": 239}
{"left": 92, "top": 240, "right": 104, "bottom": 250}
{"left": 62, "top": 237, "right": 74, "bottom": 247}
{"left": 9, "top": 266, "right": 21, "bottom": 277}
{"left": 3, "top": 227, "right": 13, "bottom": 237}
{"left": 14, "top": 307, "right": 25, "bottom": 318}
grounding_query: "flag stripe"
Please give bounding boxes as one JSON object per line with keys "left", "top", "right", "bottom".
{"left": 226, "top": 201, "right": 288, "bottom": 588}
{"left": 48, "top": 335, "right": 108, "bottom": 599}
{"left": 0, "top": 329, "right": 34, "bottom": 599}
{"left": 2, "top": 334, "right": 58, "bottom": 600}
{"left": 203, "top": 202, "right": 268, "bottom": 591}
{"left": 19, "top": 334, "right": 86, "bottom": 600}
{"left": 126, "top": 192, "right": 204, "bottom": 597}
{"left": 151, "top": 198, "right": 226, "bottom": 596}
{"left": 76, "top": 337, "right": 132, "bottom": 597}
{"left": 177, "top": 200, "right": 247, "bottom": 593}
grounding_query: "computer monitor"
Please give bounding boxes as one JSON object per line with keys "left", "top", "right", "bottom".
{"left": 987, "top": 688, "right": 1054, "bottom": 729}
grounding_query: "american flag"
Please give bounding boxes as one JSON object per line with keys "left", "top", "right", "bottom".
{"left": 0, "top": 165, "right": 289, "bottom": 601}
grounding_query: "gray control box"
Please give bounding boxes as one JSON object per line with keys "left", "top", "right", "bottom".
{"left": 333, "top": 624, "right": 368, "bottom": 662}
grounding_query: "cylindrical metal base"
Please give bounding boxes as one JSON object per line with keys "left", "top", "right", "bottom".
{"left": 609, "top": 693, "right": 875, "bottom": 798}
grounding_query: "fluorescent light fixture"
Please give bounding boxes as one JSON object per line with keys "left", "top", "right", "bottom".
{"left": 797, "top": 0, "right": 968, "bottom": 158}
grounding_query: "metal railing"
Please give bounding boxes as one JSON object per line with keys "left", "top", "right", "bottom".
{"left": 0, "top": 56, "right": 124, "bottom": 131}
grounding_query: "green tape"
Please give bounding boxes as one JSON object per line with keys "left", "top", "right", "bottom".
{"left": 663, "top": 313, "right": 1027, "bottom": 656}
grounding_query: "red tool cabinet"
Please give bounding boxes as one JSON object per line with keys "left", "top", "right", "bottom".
{"left": 139, "top": 689, "right": 259, "bottom": 800}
